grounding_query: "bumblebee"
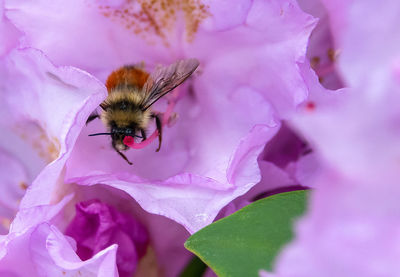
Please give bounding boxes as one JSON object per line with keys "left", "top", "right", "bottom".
{"left": 87, "top": 59, "right": 199, "bottom": 165}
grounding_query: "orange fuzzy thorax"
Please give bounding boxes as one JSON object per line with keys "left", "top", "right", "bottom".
{"left": 105, "top": 67, "right": 150, "bottom": 93}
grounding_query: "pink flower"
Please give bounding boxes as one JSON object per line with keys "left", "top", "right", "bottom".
{"left": 3, "top": 0, "right": 317, "bottom": 233}
{"left": 0, "top": 183, "right": 194, "bottom": 276}
{"left": 0, "top": 195, "right": 119, "bottom": 276}
{"left": 261, "top": 0, "right": 400, "bottom": 276}
{"left": 0, "top": 45, "right": 194, "bottom": 276}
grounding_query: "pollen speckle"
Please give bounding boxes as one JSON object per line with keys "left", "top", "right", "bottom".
{"left": 327, "top": 48, "right": 340, "bottom": 62}
{"left": 46, "top": 137, "right": 61, "bottom": 160}
{"left": 19, "top": 182, "right": 28, "bottom": 190}
{"left": 0, "top": 217, "right": 11, "bottom": 231}
{"left": 15, "top": 123, "right": 61, "bottom": 163}
{"left": 95, "top": 0, "right": 209, "bottom": 45}
{"left": 310, "top": 56, "right": 320, "bottom": 68}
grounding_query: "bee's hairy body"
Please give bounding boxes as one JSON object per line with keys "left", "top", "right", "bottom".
{"left": 101, "top": 89, "right": 152, "bottom": 131}
{"left": 102, "top": 67, "right": 154, "bottom": 152}
{"left": 87, "top": 58, "right": 200, "bottom": 165}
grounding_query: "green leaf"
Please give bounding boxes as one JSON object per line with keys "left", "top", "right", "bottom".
{"left": 184, "top": 190, "right": 308, "bottom": 277}
{"left": 179, "top": 256, "right": 207, "bottom": 277}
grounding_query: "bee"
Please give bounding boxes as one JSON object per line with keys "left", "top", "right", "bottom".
{"left": 87, "top": 58, "right": 199, "bottom": 165}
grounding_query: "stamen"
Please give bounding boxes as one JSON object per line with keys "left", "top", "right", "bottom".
{"left": 312, "top": 48, "right": 341, "bottom": 82}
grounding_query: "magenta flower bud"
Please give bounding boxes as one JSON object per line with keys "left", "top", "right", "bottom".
{"left": 66, "top": 199, "right": 149, "bottom": 277}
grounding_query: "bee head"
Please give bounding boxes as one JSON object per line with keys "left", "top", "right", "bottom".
{"left": 88, "top": 125, "right": 142, "bottom": 151}
{"left": 111, "top": 124, "right": 143, "bottom": 151}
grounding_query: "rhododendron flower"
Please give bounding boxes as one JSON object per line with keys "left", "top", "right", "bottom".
{"left": 0, "top": 47, "right": 194, "bottom": 276}
{"left": 0, "top": 195, "right": 120, "bottom": 276}
{"left": 3, "top": 0, "right": 317, "bottom": 234}
{"left": 0, "top": 184, "right": 193, "bottom": 276}
{"left": 261, "top": 0, "right": 400, "bottom": 276}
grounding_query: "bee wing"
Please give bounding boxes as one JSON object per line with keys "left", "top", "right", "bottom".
{"left": 141, "top": 58, "right": 199, "bottom": 110}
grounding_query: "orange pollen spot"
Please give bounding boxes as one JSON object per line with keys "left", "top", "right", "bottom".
{"left": 310, "top": 56, "right": 320, "bottom": 68}
{"left": 327, "top": 48, "right": 340, "bottom": 62}
{"left": 0, "top": 217, "right": 11, "bottom": 230}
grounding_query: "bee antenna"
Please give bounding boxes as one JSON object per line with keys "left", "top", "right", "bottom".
{"left": 88, "top": 132, "right": 113, "bottom": 136}
{"left": 134, "top": 135, "right": 143, "bottom": 138}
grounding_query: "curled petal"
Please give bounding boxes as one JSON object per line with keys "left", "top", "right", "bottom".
{"left": 0, "top": 48, "right": 108, "bottom": 209}
{"left": 0, "top": 195, "right": 120, "bottom": 276}
{"left": 31, "top": 223, "right": 118, "bottom": 277}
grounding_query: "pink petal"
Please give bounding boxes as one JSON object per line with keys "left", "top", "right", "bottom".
{"left": 0, "top": 0, "right": 21, "bottom": 57}
{"left": 0, "top": 148, "right": 29, "bottom": 234}
{"left": 297, "top": 0, "right": 343, "bottom": 89}
{"left": 0, "top": 48, "right": 108, "bottom": 209}
{"left": 0, "top": 195, "right": 120, "bottom": 276}
{"left": 0, "top": 195, "right": 70, "bottom": 274}
{"left": 31, "top": 223, "right": 118, "bottom": 277}
{"left": 269, "top": 1, "right": 400, "bottom": 276}
{"left": 67, "top": 171, "right": 261, "bottom": 234}
{"left": 0, "top": 227, "right": 38, "bottom": 276}
{"left": 201, "top": 0, "right": 252, "bottom": 31}
{"left": 9, "top": 194, "right": 73, "bottom": 234}
{"left": 189, "top": 0, "right": 317, "bottom": 119}
{"left": 4, "top": 0, "right": 172, "bottom": 77}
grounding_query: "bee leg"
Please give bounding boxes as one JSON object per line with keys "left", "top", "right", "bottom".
{"left": 86, "top": 112, "right": 99, "bottom": 125}
{"left": 141, "top": 129, "right": 147, "bottom": 142}
{"left": 114, "top": 146, "right": 133, "bottom": 165}
{"left": 152, "top": 113, "right": 162, "bottom": 152}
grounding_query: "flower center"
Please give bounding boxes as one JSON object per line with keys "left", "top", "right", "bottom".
{"left": 96, "top": 0, "right": 209, "bottom": 45}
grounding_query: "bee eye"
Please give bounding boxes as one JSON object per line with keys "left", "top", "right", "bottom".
{"left": 125, "top": 129, "right": 132, "bottom": 135}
